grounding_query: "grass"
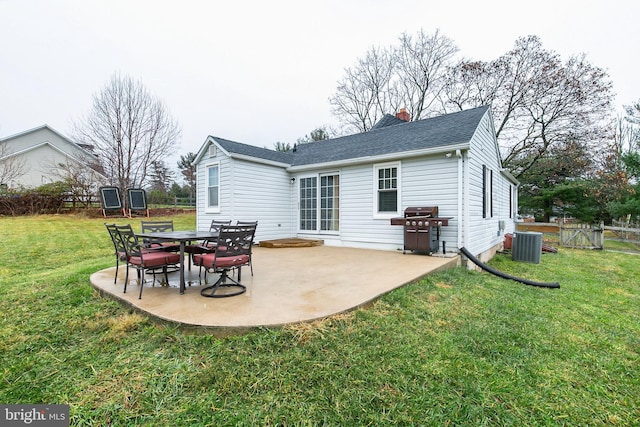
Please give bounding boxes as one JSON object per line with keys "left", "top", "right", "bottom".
{"left": 1, "top": 213, "right": 639, "bottom": 425}
{"left": 603, "top": 238, "right": 640, "bottom": 252}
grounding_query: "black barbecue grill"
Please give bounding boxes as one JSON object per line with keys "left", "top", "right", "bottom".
{"left": 390, "top": 206, "right": 451, "bottom": 254}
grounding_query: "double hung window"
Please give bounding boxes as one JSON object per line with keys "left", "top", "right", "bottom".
{"left": 206, "top": 163, "right": 220, "bottom": 212}
{"left": 375, "top": 163, "right": 400, "bottom": 216}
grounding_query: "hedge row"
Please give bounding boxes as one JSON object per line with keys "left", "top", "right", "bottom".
{"left": 0, "top": 183, "right": 69, "bottom": 216}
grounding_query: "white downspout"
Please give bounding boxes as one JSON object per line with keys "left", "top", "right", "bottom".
{"left": 463, "top": 150, "right": 470, "bottom": 252}
{"left": 456, "top": 149, "right": 463, "bottom": 250}
{"left": 291, "top": 176, "right": 296, "bottom": 237}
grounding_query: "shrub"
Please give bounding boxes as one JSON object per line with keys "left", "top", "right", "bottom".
{"left": 0, "top": 182, "right": 69, "bottom": 215}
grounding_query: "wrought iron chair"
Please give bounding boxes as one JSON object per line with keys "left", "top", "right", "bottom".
{"left": 184, "top": 219, "right": 231, "bottom": 270}
{"left": 140, "top": 220, "right": 180, "bottom": 252}
{"left": 105, "top": 223, "right": 128, "bottom": 284}
{"left": 192, "top": 224, "right": 256, "bottom": 298}
{"left": 235, "top": 220, "right": 258, "bottom": 275}
{"left": 116, "top": 224, "right": 181, "bottom": 299}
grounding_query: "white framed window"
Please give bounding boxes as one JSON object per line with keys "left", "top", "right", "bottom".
{"left": 374, "top": 162, "right": 400, "bottom": 217}
{"left": 206, "top": 162, "right": 220, "bottom": 212}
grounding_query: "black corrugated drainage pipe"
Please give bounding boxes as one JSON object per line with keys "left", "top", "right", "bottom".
{"left": 460, "top": 247, "right": 560, "bottom": 289}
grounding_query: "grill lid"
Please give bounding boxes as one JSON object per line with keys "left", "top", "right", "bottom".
{"left": 404, "top": 206, "right": 438, "bottom": 217}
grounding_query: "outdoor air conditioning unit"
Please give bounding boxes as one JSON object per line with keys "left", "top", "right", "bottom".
{"left": 512, "top": 231, "right": 543, "bottom": 264}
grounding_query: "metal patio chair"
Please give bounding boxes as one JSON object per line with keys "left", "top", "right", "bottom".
{"left": 116, "top": 224, "right": 181, "bottom": 299}
{"left": 192, "top": 224, "right": 256, "bottom": 298}
{"left": 105, "top": 223, "right": 128, "bottom": 284}
{"left": 235, "top": 220, "right": 258, "bottom": 275}
{"left": 140, "top": 220, "right": 181, "bottom": 252}
{"left": 184, "top": 219, "right": 231, "bottom": 270}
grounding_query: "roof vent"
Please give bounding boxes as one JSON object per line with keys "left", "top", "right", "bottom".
{"left": 209, "top": 145, "right": 217, "bottom": 158}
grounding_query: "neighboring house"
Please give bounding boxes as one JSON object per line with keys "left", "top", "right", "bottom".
{"left": 193, "top": 106, "right": 519, "bottom": 264}
{"left": 0, "top": 125, "right": 105, "bottom": 189}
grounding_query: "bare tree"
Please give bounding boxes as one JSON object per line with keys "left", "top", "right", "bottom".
{"left": 440, "top": 36, "right": 614, "bottom": 178}
{"left": 439, "top": 60, "right": 504, "bottom": 112}
{"left": 330, "top": 46, "right": 396, "bottom": 133}
{"left": 74, "top": 72, "right": 181, "bottom": 191}
{"left": 0, "top": 143, "right": 27, "bottom": 188}
{"left": 509, "top": 53, "right": 613, "bottom": 178}
{"left": 442, "top": 37, "right": 558, "bottom": 144}
{"left": 330, "top": 29, "right": 458, "bottom": 133}
{"left": 46, "top": 158, "right": 105, "bottom": 207}
{"left": 395, "top": 29, "right": 458, "bottom": 121}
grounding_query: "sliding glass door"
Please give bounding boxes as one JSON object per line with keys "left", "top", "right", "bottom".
{"left": 299, "top": 173, "right": 339, "bottom": 232}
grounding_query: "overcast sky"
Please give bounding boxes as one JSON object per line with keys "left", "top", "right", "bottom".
{"left": 1, "top": 0, "right": 639, "bottom": 169}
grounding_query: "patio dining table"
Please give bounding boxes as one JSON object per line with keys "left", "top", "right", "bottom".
{"left": 136, "top": 230, "right": 219, "bottom": 294}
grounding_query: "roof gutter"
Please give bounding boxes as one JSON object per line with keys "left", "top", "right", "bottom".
{"left": 287, "top": 142, "right": 471, "bottom": 172}
{"left": 500, "top": 168, "right": 519, "bottom": 185}
{"left": 228, "top": 153, "right": 291, "bottom": 168}
{"left": 5, "top": 142, "right": 106, "bottom": 177}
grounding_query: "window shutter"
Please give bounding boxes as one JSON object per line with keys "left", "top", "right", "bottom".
{"left": 490, "top": 169, "right": 493, "bottom": 218}
{"left": 482, "top": 165, "right": 487, "bottom": 219}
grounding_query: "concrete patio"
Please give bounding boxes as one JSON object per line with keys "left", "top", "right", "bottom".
{"left": 90, "top": 245, "right": 459, "bottom": 333}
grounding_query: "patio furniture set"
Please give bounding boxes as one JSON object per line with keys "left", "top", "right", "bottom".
{"left": 105, "top": 219, "right": 257, "bottom": 299}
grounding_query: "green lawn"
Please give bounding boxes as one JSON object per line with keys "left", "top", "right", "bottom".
{"left": 0, "top": 214, "right": 638, "bottom": 426}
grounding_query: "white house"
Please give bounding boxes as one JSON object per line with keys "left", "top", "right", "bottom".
{"left": 0, "top": 125, "right": 105, "bottom": 189}
{"left": 193, "top": 106, "right": 519, "bottom": 263}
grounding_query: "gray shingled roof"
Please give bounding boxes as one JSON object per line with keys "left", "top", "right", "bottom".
{"left": 213, "top": 137, "right": 293, "bottom": 164}
{"left": 210, "top": 106, "right": 489, "bottom": 167}
{"left": 370, "top": 113, "right": 407, "bottom": 130}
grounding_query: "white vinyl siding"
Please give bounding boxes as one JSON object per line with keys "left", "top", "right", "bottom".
{"left": 400, "top": 155, "right": 460, "bottom": 251}
{"left": 465, "top": 112, "right": 513, "bottom": 257}
{"left": 309, "top": 155, "right": 460, "bottom": 251}
{"left": 1, "top": 126, "right": 103, "bottom": 189}
{"left": 196, "top": 149, "right": 294, "bottom": 243}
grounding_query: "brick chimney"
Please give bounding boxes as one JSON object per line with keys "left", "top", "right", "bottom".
{"left": 396, "top": 108, "right": 410, "bottom": 122}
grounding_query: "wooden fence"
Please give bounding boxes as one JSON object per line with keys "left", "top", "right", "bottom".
{"left": 516, "top": 220, "right": 640, "bottom": 250}
{"left": 516, "top": 221, "right": 605, "bottom": 249}
{"left": 559, "top": 221, "right": 604, "bottom": 249}
{"left": 608, "top": 221, "right": 640, "bottom": 244}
